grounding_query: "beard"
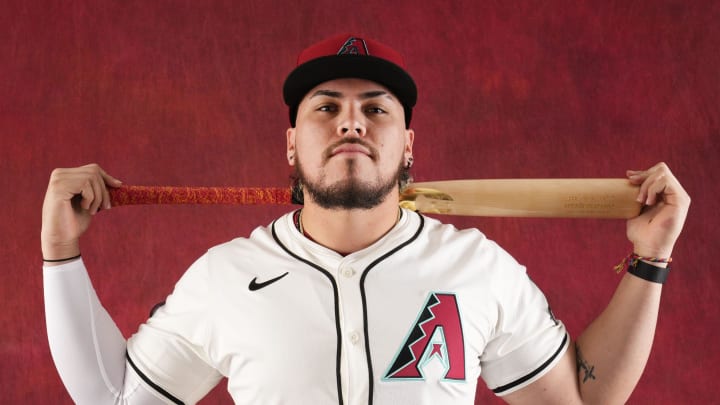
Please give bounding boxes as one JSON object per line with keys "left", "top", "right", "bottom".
{"left": 294, "top": 149, "right": 407, "bottom": 210}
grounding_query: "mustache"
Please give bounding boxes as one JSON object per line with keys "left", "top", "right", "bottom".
{"left": 322, "top": 138, "right": 378, "bottom": 161}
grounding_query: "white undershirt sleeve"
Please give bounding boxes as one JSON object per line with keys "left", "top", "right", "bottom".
{"left": 43, "top": 259, "right": 169, "bottom": 404}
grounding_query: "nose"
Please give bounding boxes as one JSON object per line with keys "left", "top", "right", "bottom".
{"left": 339, "top": 126, "right": 365, "bottom": 137}
{"left": 337, "top": 108, "right": 366, "bottom": 137}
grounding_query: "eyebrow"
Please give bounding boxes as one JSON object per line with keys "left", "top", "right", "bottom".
{"left": 309, "top": 89, "right": 394, "bottom": 100}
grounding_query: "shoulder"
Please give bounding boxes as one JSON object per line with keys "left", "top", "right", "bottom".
{"left": 207, "top": 213, "right": 290, "bottom": 256}
{"left": 166, "top": 213, "right": 294, "bottom": 299}
{"left": 420, "top": 213, "right": 488, "bottom": 242}
{"left": 418, "top": 213, "right": 519, "bottom": 266}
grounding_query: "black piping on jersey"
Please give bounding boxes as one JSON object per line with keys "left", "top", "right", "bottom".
{"left": 271, "top": 220, "right": 345, "bottom": 405}
{"left": 359, "top": 211, "right": 425, "bottom": 405}
{"left": 270, "top": 211, "right": 424, "bottom": 405}
{"left": 126, "top": 351, "right": 184, "bottom": 405}
{"left": 492, "top": 332, "right": 570, "bottom": 394}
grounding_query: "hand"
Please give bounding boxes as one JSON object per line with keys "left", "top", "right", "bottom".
{"left": 626, "top": 162, "right": 690, "bottom": 258}
{"left": 41, "top": 164, "right": 122, "bottom": 262}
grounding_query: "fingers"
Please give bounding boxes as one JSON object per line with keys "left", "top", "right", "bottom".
{"left": 626, "top": 162, "right": 687, "bottom": 207}
{"left": 99, "top": 167, "right": 124, "bottom": 188}
{"left": 625, "top": 162, "right": 691, "bottom": 259}
{"left": 637, "top": 168, "right": 666, "bottom": 206}
{"left": 48, "top": 163, "right": 122, "bottom": 215}
{"left": 79, "top": 179, "right": 97, "bottom": 211}
{"left": 93, "top": 166, "right": 122, "bottom": 211}
{"left": 88, "top": 175, "right": 104, "bottom": 213}
{"left": 100, "top": 169, "right": 122, "bottom": 209}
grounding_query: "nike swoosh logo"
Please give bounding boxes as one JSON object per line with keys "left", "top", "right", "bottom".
{"left": 248, "top": 272, "right": 289, "bottom": 291}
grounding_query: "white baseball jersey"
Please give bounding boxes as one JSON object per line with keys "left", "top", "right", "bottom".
{"left": 123, "top": 209, "right": 568, "bottom": 404}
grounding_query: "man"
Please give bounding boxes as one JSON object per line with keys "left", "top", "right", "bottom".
{"left": 43, "top": 34, "right": 690, "bottom": 404}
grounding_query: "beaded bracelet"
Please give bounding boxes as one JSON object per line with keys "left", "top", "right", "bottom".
{"left": 43, "top": 253, "right": 82, "bottom": 263}
{"left": 614, "top": 253, "right": 671, "bottom": 284}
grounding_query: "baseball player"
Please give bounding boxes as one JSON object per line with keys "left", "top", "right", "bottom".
{"left": 42, "top": 34, "right": 690, "bottom": 404}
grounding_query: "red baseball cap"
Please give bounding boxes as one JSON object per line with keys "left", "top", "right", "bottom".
{"left": 283, "top": 34, "right": 417, "bottom": 128}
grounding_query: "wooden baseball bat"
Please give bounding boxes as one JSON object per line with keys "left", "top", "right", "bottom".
{"left": 108, "top": 179, "right": 642, "bottom": 218}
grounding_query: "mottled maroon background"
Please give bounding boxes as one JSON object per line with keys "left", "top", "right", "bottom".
{"left": 2, "top": 1, "right": 718, "bottom": 403}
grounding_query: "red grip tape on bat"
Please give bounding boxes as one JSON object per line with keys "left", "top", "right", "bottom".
{"left": 109, "top": 185, "right": 293, "bottom": 206}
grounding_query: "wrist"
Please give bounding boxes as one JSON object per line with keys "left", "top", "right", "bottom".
{"left": 632, "top": 243, "right": 673, "bottom": 260}
{"left": 43, "top": 253, "right": 82, "bottom": 265}
{"left": 639, "top": 258, "right": 668, "bottom": 268}
{"left": 41, "top": 242, "right": 81, "bottom": 266}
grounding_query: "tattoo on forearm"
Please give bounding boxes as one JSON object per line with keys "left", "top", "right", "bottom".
{"left": 576, "top": 347, "right": 597, "bottom": 384}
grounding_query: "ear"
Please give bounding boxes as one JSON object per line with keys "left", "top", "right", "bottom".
{"left": 286, "top": 127, "right": 296, "bottom": 166}
{"left": 404, "top": 129, "right": 415, "bottom": 161}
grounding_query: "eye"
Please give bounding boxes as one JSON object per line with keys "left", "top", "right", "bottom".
{"left": 316, "top": 104, "right": 337, "bottom": 113}
{"left": 365, "top": 106, "right": 387, "bottom": 114}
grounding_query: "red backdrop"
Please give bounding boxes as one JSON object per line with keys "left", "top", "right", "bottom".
{"left": 2, "top": 1, "right": 718, "bottom": 403}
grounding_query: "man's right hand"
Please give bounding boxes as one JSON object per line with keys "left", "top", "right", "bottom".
{"left": 41, "top": 164, "right": 122, "bottom": 264}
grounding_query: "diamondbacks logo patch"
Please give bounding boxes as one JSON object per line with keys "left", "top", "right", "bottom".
{"left": 383, "top": 292, "right": 465, "bottom": 381}
{"left": 337, "top": 37, "right": 369, "bottom": 56}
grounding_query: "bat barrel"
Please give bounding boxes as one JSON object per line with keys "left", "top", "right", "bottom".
{"left": 402, "top": 179, "right": 642, "bottom": 218}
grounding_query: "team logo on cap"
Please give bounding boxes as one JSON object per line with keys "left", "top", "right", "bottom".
{"left": 337, "top": 37, "right": 369, "bottom": 56}
{"left": 383, "top": 292, "right": 466, "bottom": 382}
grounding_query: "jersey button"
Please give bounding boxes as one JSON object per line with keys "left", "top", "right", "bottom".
{"left": 349, "top": 331, "right": 361, "bottom": 345}
{"left": 341, "top": 267, "right": 356, "bottom": 278}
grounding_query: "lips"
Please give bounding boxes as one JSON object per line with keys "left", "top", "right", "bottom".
{"left": 323, "top": 139, "right": 377, "bottom": 162}
{"left": 331, "top": 143, "right": 371, "bottom": 157}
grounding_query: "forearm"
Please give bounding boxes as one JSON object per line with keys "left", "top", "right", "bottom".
{"left": 575, "top": 272, "right": 663, "bottom": 404}
{"left": 44, "top": 260, "right": 163, "bottom": 404}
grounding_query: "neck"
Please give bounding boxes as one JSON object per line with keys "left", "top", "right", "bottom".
{"left": 299, "top": 191, "right": 401, "bottom": 254}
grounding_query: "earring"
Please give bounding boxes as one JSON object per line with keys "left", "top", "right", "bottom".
{"left": 405, "top": 156, "right": 414, "bottom": 169}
